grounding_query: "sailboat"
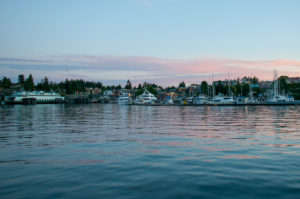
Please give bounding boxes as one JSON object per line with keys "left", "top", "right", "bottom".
{"left": 267, "top": 69, "right": 294, "bottom": 103}
{"left": 208, "top": 74, "right": 234, "bottom": 104}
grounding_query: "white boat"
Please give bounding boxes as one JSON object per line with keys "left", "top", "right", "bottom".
{"left": 162, "top": 96, "right": 173, "bottom": 104}
{"left": 235, "top": 97, "right": 258, "bottom": 104}
{"left": 5, "top": 91, "right": 64, "bottom": 104}
{"left": 118, "top": 93, "right": 132, "bottom": 104}
{"left": 268, "top": 95, "right": 294, "bottom": 103}
{"left": 208, "top": 94, "right": 234, "bottom": 104}
{"left": 134, "top": 90, "right": 157, "bottom": 104}
{"left": 193, "top": 95, "right": 208, "bottom": 104}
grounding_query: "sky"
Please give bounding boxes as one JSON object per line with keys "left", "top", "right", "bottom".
{"left": 1, "top": 0, "right": 300, "bottom": 86}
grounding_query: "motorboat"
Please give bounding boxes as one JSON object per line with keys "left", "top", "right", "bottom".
{"left": 118, "top": 93, "right": 132, "bottom": 104}
{"left": 193, "top": 95, "right": 208, "bottom": 104}
{"left": 208, "top": 94, "right": 234, "bottom": 104}
{"left": 162, "top": 96, "right": 173, "bottom": 104}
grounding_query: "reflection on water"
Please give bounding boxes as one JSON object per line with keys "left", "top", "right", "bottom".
{"left": 1, "top": 104, "right": 300, "bottom": 198}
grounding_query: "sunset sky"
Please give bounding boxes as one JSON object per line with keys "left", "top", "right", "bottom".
{"left": 1, "top": 0, "right": 300, "bottom": 86}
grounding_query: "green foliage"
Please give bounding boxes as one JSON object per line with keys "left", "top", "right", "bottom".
{"left": 147, "top": 86, "right": 158, "bottom": 95}
{"left": 289, "top": 83, "right": 300, "bottom": 100}
{"left": 252, "top": 87, "right": 262, "bottom": 97}
{"left": 125, "top": 79, "right": 132, "bottom": 90}
{"left": 200, "top": 81, "right": 208, "bottom": 95}
{"left": 278, "top": 76, "right": 288, "bottom": 94}
{"left": 215, "top": 81, "right": 225, "bottom": 95}
{"left": 242, "top": 83, "right": 250, "bottom": 96}
{"left": 18, "top": 74, "right": 25, "bottom": 85}
{"left": 43, "top": 77, "right": 50, "bottom": 92}
{"left": 178, "top": 81, "right": 186, "bottom": 88}
{"left": 24, "top": 74, "right": 34, "bottom": 91}
{"left": 251, "top": 76, "right": 259, "bottom": 84}
{"left": 1, "top": 76, "right": 12, "bottom": 89}
{"left": 116, "top": 84, "right": 122, "bottom": 90}
{"left": 230, "top": 85, "right": 237, "bottom": 96}
{"left": 135, "top": 89, "right": 144, "bottom": 96}
{"left": 236, "top": 83, "right": 242, "bottom": 96}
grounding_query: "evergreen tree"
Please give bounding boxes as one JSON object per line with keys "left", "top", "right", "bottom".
{"left": 251, "top": 76, "right": 259, "bottom": 84}
{"left": 278, "top": 76, "right": 289, "bottom": 94}
{"left": 200, "top": 81, "right": 208, "bottom": 95}
{"left": 64, "top": 79, "right": 72, "bottom": 94}
{"left": 215, "top": 81, "right": 225, "bottom": 95}
{"left": 125, "top": 79, "right": 132, "bottom": 90}
{"left": 18, "top": 74, "right": 25, "bottom": 85}
{"left": 1, "top": 77, "right": 12, "bottom": 89}
{"left": 43, "top": 77, "right": 50, "bottom": 92}
{"left": 178, "top": 81, "right": 186, "bottom": 88}
{"left": 116, "top": 84, "right": 122, "bottom": 90}
{"left": 24, "top": 74, "right": 35, "bottom": 91}
{"left": 242, "top": 83, "right": 250, "bottom": 96}
{"left": 138, "top": 84, "right": 142, "bottom": 90}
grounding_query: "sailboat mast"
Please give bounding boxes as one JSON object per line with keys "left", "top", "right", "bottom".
{"left": 227, "top": 73, "right": 230, "bottom": 96}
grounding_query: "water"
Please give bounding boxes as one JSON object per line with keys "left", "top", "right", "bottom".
{"left": 1, "top": 104, "right": 300, "bottom": 198}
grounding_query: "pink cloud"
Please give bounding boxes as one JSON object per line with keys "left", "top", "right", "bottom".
{"left": 1, "top": 55, "right": 300, "bottom": 86}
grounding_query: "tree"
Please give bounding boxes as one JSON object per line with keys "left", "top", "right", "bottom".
{"left": 64, "top": 79, "right": 72, "bottom": 94}
{"left": 251, "top": 76, "right": 259, "bottom": 84}
{"left": 1, "top": 77, "right": 12, "bottom": 89}
{"left": 278, "top": 76, "right": 289, "bottom": 94}
{"left": 178, "top": 81, "right": 186, "bottom": 88}
{"left": 116, "top": 84, "right": 122, "bottom": 90}
{"left": 18, "top": 74, "right": 25, "bottom": 85}
{"left": 147, "top": 86, "right": 158, "bottom": 95}
{"left": 138, "top": 84, "right": 142, "bottom": 90}
{"left": 125, "top": 79, "right": 132, "bottom": 90}
{"left": 43, "top": 77, "right": 50, "bottom": 92}
{"left": 24, "top": 74, "right": 35, "bottom": 91}
{"left": 236, "top": 82, "right": 242, "bottom": 96}
{"left": 200, "top": 81, "right": 208, "bottom": 95}
{"left": 242, "top": 83, "right": 250, "bottom": 96}
{"left": 215, "top": 81, "right": 225, "bottom": 95}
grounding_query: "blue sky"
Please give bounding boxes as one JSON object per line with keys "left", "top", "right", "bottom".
{"left": 1, "top": 0, "right": 300, "bottom": 85}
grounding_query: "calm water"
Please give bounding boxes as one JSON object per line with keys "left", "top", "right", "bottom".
{"left": 1, "top": 104, "right": 300, "bottom": 198}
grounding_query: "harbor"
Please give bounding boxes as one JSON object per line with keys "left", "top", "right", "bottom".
{"left": 1, "top": 71, "right": 299, "bottom": 106}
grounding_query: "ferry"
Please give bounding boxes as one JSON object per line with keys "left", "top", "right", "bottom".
{"left": 5, "top": 91, "right": 65, "bottom": 105}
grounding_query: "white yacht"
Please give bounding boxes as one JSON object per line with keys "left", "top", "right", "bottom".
{"left": 134, "top": 90, "right": 157, "bottom": 104}
{"left": 235, "top": 97, "right": 258, "bottom": 104}
{"left": 5, "top": 91, "right": 64, "bottom": 104}
{"left": 268, "top": 95, "right": 294, "bottom": 103}
{"left": 208, "top": 94, "right": 234, "bottom": 104}
{"left": 193, "top": 95, "right": 208, "bottom": 105}
{"left": 118, "top": 93, "right": 132, "bottom": 105}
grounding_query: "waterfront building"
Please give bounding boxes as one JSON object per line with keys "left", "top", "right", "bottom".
{"left": 286, "top": 77, "right": 300, "bottom": 84}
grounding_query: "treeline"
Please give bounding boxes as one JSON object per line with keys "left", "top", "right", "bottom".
{"left": 0, "top": 74, "right": 105, "bottom": 95}
{"left": 0, "top": 74, "right": 160, "bottom": 96}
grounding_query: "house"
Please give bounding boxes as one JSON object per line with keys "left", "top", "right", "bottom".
{"left": 286, "top": 77, "right": 300, "bottom": 84}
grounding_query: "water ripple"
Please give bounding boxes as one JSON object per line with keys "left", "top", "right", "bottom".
{"left": 1, "top": 104, "right": 300, "bottom": 198}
